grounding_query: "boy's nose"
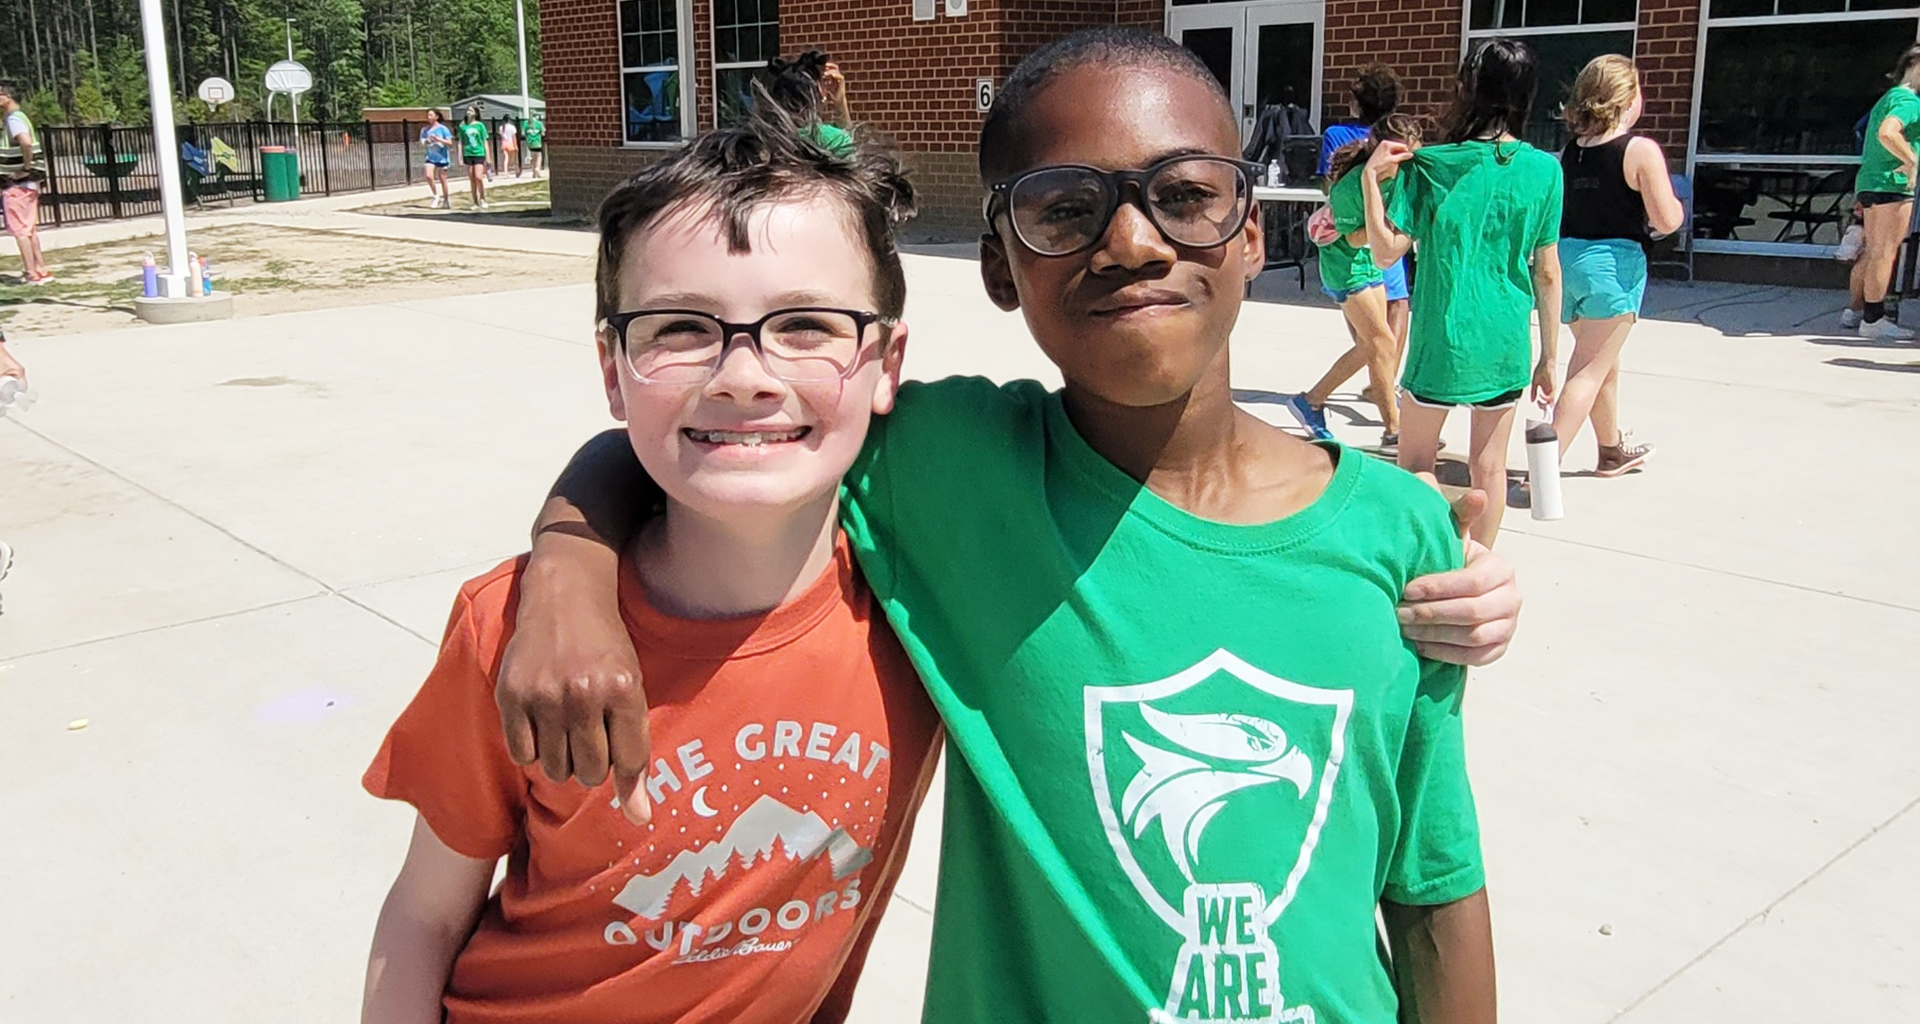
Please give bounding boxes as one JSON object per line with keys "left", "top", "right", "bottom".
{"left": 1090, "top": 199, "right": 1176, "bottom": 274}
{"left": 703, "top": 337, "right": 785, "bottom": 402}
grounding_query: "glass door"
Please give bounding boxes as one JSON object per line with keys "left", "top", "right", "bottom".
{"left": 1169, "top": 2, "right": 1324, "bottom": 145}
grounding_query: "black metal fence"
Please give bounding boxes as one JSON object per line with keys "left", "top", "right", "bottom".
{"left": 35, "top": 117, "right": 535, "bottom": 228}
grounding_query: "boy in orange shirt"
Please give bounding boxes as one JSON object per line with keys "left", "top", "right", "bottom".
{"left": 359, "top": 113, "right": 940, "bottom": 1023}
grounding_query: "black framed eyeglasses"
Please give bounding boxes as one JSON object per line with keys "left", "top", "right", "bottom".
{"left": 597, "top": 306, "right": 893, "bottom": 385}
{"left": 983, "top": 154, "right": 1263, "bottom": 258}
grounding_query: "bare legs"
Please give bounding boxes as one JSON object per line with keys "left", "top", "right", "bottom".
{"left": 1860, "top": 201, "right": 1911, "bottom": 308}
{"left": 1303, "top": 287, "right": 1402, "bottom": 436}
{"left": 1552, "top": 314, "right": 1635, "bottom": 456}
{"left": 423, "top": 165, "right": 449, "bottom": 204}
{"left": 468, "top": 163, "right": 488, "bottom": 206}
{"left": 1398, "top": 397, "right": 1517, "bottom": 549}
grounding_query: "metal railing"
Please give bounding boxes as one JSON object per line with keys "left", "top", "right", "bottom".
{"left": 34, "top": 117, "right": 533, "bottom": 227}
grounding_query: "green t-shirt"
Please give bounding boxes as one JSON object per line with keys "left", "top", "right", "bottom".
{"left": 457, "top": 120, "right": 489, "bottom": 158}
{"left": 839, "top": 377, "right": 1483, "bottom": 1024}
{"left": 1318, "top": 170, "right": 1390, "bottom": 296}
{"left": 524, "top": 118, "right": 545, "bottom": 146}
{"left": 1857, "top": 86, "right": 1920, "bottom": 195}
{"left": 805, "top": 122, "right": 855, "bottom": 156}
{"left": 1388, "top": 140, "right": 1562, "bottom": 404}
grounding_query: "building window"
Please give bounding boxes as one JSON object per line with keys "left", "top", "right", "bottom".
{"left": 620, "top": 0, "right": 689, "bottom": 144}
{"left": 1691, "top": 0, "right": 1919, "bottom": 250}
{"left": 1465, "top": 0, "right": 1637, "bottom": 151}
{"left": 714, "top": 0, "right": 780, "bottom": 126}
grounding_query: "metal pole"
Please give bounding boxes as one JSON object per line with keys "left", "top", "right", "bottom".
{"left": 138, "top": 0, "right": 191, "bottom": 296}
{"left": 286, "top": 19, "right": 299, "bottom": 130}
{"left": 515, "top": 0, "right": 532, "bottom": 124}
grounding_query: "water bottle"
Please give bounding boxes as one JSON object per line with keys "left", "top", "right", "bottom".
{"left": 1525, "top": 418, "right": 1564, "bottom": 521}
{"left": 0, "top": 376, "right": 34, "bottom": 418}
{"left": 1267, "top": 157, "right": 1284, "bottom": 187}
{"left": 142, "top": 253, "right": 158, "bottom": 298}
{"left": 201, "top": 259, "right": 214, "bottom": 296}
{"left": 187, "top": 252, "right": 202, "bottom": 296}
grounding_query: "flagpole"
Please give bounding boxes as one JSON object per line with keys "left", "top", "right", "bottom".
{"left": 138, "top": 0, "right": 191, "bottom": 297}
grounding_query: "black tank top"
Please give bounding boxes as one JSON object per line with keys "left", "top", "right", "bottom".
{"left": 1560, "top": 135, "right": 1647, "bottom": 243}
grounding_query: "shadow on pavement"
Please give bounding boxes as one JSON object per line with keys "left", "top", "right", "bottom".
{"left": 1828, "top": 356, "right": 1920, "bottom": 374}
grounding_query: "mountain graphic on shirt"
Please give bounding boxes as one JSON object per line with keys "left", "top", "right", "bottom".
{"left": 611, "top": 794, "right": 873, "bottom": 920}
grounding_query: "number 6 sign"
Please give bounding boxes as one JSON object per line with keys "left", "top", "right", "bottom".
{"left": 974, "top": 78, "right": 995, "bottom": 114}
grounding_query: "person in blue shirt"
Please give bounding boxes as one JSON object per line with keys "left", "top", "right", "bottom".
{"left": 1288, "top": 65, "right": 1415, "bottom": 451}
{"left": 419, "top": 109, "right": 455, "bottom": 209}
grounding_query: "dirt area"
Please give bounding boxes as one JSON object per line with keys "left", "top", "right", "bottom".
{"left": 0, "top": 181, "right": 588, "bottom": 336}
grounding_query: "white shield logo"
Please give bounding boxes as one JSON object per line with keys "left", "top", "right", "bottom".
{"left": 1085, "top": 649, "right": 1353, "bottom": 934}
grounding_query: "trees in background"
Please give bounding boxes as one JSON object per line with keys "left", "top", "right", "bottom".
{"left": 0, "top": 0, "right": 542, "bottom": 124}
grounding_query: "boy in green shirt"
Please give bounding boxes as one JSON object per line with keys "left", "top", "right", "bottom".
{"left": 502, "top": 28, "right": 1510, "bottom": 1023}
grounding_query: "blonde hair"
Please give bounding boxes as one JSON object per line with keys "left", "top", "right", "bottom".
{"left": 1563, "top": 54, "right": 1640, "bottom": 139}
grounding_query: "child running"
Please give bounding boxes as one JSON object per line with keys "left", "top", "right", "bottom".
{"left": 1554, "top": 55, "right": 1683, "bottom": 476}
{"left": 1299, "top": 112, "right": 1428, "bottom": 451}
{"left": 1362, "top": 38, "right": 1563, "bottom": 548}
{"left": 502, "top": 28, "right": 1510, "bottom": 1023}
{"left": 359, "top": 112, "right": 943, "bottom": 1024}
{"left": 419, "top": 110, "right": 454, "bottom": 209}
{"left": 1289, "top": 64, "right": 1414, "bottom": 447}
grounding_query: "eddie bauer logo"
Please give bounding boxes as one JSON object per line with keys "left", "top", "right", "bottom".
{"left": 1085, "top": 650, "right": 1353, "bottom": 1024}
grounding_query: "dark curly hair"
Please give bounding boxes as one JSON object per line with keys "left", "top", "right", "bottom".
{"left": 1351, "top": 64, "right": 1401, "bottom": 126}
{"left": 1326, "top": 111, "right": 1435, "bottom": 183}
{"left": 594, "top": 100, "right": 916, "bottom": 325}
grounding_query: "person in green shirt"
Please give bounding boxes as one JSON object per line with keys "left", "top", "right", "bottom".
{"left": 1362, "top": 39, "right": 1563, "bottom": 550}
{"left": 768, "top": 50, "right": 856, "bottom": 157}
{"left": 457, "top": 106, "right": 491, "bottom": 210}
{"left": 523, "top": 115, "right": 545, "bottom": 178}
{"left": 1848, "top": 44, "right": 1920, "bottom": 341}
{"left": 1300, "top": 112, "right": 1429, "bottom": 451}
{"left": 497, "top": 28, "right": 1515, "bottom": 1024}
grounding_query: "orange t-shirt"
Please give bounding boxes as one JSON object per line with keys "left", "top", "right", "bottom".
{"left": 363, "top": 541, "right": 942, "bottom": 1024}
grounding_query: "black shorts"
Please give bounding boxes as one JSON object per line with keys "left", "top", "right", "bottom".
{"left": 527, "top": 144, "right": 543, "bottom": 152}
{"left": 1403, "top": 387, "right": 1525, "bottom": 410}
{"left": 463, "top": 154, "right": 487, "bottom": 167}
{"left": 1859, "top": 190, "right": 1912, "bottom": 208}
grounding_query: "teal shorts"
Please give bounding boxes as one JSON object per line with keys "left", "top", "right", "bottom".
{"left": 1560, "top": 237, "right": 1647, "bottom": 323}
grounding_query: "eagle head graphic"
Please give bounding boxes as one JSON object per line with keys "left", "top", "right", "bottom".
{"left": 1118, "top": 705, "right": 1314, "bottom": 883}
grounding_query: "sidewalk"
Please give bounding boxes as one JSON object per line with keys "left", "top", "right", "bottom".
{"left": 0, "top": 242, "right": 1913, "bottom": 1020}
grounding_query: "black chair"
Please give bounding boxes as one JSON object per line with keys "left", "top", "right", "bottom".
{"left": 1692, "top": 176, "right": 1757, "bottom": 240}
{"left": 1767, "top": 168, "right": 1853, "bottom": 244}
{"left": 1258, "top": 197, "right": 1313, "bottom": 290}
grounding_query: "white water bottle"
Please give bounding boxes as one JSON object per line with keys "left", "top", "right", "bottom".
{"left": 1267, "top": 157, "right": 1283, "bottom": 187}
{"left": 0, "top": 376, "right": 34, "bottom": 418}
{"left": 1525, "top": 418, "right": 1563, "bottom": 521}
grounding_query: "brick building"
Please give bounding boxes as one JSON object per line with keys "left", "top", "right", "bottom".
{"left": 541, "top": 0, "right": 1917, "bottom": 269}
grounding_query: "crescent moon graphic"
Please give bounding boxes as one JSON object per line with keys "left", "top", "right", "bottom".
{"left": 691, "top": 787, "right": 719, "bottom": 818}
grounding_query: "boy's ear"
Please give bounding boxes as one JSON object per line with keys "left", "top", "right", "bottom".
{"left": 1237, "top": 202, "right": 1267, "bottom": 283}
{"left": 980, "top": 231, "right": 1022, "bottom": 312}
{"left": 596, "top": 329, "right": 629, "bottom": 421}
{"left": 871, "top": 323, "right": 910, "bottom": 416}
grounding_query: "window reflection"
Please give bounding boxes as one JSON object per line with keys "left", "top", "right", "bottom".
{"left": 1692, "top": 164, "right": 1856, "bottom": 245}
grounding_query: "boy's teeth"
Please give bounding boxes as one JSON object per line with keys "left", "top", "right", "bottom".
{"left": 688, "top": 428, "right": 807, "bottom": 446}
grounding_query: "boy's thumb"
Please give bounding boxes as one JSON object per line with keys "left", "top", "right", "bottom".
{"left": 1449, "top": 488, "right": 1490, "bottom": 540}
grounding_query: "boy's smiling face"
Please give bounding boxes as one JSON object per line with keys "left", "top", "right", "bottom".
{"left": 981, "top": 64, "right": 1263, "bottom": 408}
{"left": 599, "top": 193, "right": 906, "bottom": 521}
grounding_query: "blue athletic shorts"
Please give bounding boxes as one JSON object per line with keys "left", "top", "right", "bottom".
{"left": 1560, "top": 237, "right": 1647, "bottom": 323}
{"left": 1383, "top": 257, "right": 1409, "bottom": 302}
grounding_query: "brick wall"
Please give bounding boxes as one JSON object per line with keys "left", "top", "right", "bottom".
{"left": 1634, "top": 0, "right": 1699, "bottom": 160}
{"left": 1322, "top": 0, "right": 1464, "bottom": 129}
{"left": 539, "top": 0, "right": 623, "bottom": 147}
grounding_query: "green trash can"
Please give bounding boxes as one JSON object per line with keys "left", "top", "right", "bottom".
{"left": 260, "top": 146, "right": 300, "bottom": 202}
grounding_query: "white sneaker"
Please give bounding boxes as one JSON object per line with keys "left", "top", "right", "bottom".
{"left": 1839, "top": 308, "right": 1863, "bottom": 329}
{"left": 478, "top": 200, "right": 490, "bottom": 210}
{"left": 1858, "top": 316, "right": 1916, "bottom": 341}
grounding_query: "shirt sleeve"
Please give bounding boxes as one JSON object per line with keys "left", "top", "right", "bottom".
{"left": 1531, "top": 154, "right": 1566, "bottom": 251}
{"left": 362, "top": 580, "right": 527, "bottom": 861}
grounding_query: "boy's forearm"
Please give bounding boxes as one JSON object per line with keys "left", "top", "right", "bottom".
{"left": 1381, "top": 890, "right": 1496, "bottom": 1024}
{"left": 535, "top": 428, "right": 657, "bottom": 551}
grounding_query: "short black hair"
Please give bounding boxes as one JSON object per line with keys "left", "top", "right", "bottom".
{"left": 594, "top": 102, "right": 915, "bottom": 325}
{"left": 0, "top": 82, "right": 18, "bottom": 102}
{"left": 978, "top": 27, "right": 1231, "bottom": 183}
{"left": 1351, "top": 64, "right": 1400, "bottom": 125}
{"left": 1444, "top": 39, "right": 1538, "bottom": 144}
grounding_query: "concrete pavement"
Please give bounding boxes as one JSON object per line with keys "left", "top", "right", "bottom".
{"left": 1, "top": 236, "right": 1915, "bottom": 1020}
